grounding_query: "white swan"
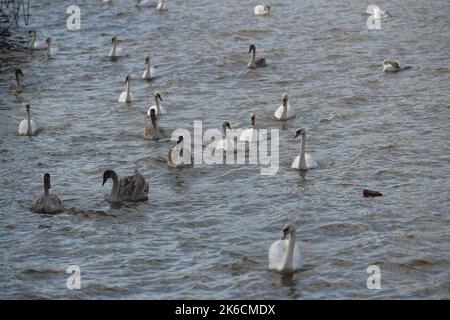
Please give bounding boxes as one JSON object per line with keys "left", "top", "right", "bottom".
{"left": 18, "top": 104, "right": 38, "bottom": 136}
{"left": 383, "top": 59, "right": 411, "bottom": 72}
{"left": 240, "top": 112, "right": 259, "bottom": 143}
{"left": 144, "top": 108, "right": 162, "bottom": 140}
{"left": 292, "top": 128, "right": 317, "bottom": 170}
{"left": 269, "top": 223, "right": 302, "bottom": 272}
{"left": 45, "top": 38, "right": 58, "bottom": 58}
{"left": 156, "top": 0, "right": 166, "bottom": 11}
{"left": 28, "top": 29, "right": 46, "bottom": 50}
{"left": 254, "top": 5, "right": 270, "bottom": 15}
{"left": 215, "top": 120, "right": 236, "bottom": 153}
{"left": 274, "top": 93, "right": 295, "bottom": 120}
{"left": 142, "top": 56, "right": 156, "bottom": 80}
{"left": 168, "top": 136, "right": 192, "bottom": 168}
{"left": 102, "top": 169, "right": 150, "bottom": 202}
{"left": 136, "top": 0, "right": 155, "bottom": 6}
{"left": 33, "top": 173, "right": 63, "bottom": 214}
{"left": 147, "top": 90, "right": 165, "bottom": 115}
{"left": 247, "top": 44, "right": 267, "bottom": 69}
{"left": 109, "top": 35, "right": 124, "bottom": 58}
{"left": 118, "top": 75, "right": 133, "bottom": 103}
{"left": 8, "top": 68, "right": 25, "bottom": 93}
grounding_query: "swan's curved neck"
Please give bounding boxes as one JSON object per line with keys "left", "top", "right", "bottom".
{"left": 282, "top": 232, "right": 296, "bottom": 270}
{"left": 110, "top": 172, "right": 119, "bottom": 198}
{"left": 300, "top": 134, "right": 306, "bottom": 168}
{"left": 30, "top": 33, "right": 36, "bottom": 48}
{"left": 150, "top": 114, "right": 158, "bottom": 128}
{"left": 146, "top": 62, "right": 151, "bottom": 77}
{"left": 46, "top": 41, "right": 51, "bottom": 56}
{"left": 250, "top": 48, "right": 256, "bottom": 64}
{"left": 16, "top": 73, "right": 21, "bottom": 86}
{"left": 111, "top": 41, "right": 117, "bottom": 56}
{"left": 126, "top": 79, "right": 131, "bottom": 101}
{"left": 26, "top": 110, "right": 32, "bottom": 136}
{"left": 44, "top": 177, "right": 50, "bottom": 196}
{"left": 154, "top": 95, "right": 160, "bottom": 110}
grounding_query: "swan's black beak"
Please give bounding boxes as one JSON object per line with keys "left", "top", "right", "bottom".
{"left": 226, "top": 122, "right": 231, "bottom": 130}
{"left": 158, "top": 94, "right": 163, "bottom": 101}
{"left": 102, "top": 176, "right": 109, "bottom": 186}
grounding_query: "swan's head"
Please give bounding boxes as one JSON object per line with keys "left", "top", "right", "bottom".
{"left": 249, "top": 44, "right": 256, "bottom": 54}
{"left": 282, "top": 93, "right": 288, "bottom": 106}
{"left": 16, "top": 68, "right": 24, "bottom": 77}
{"left": 294, "top": 128, "right": 306, "bottom": 138}
{"left": 222, "top": 120, "right": 231, "bottom": 130}
{"left": 250, "top": 112, "right": 256, "bottom": 125}
{"left": 44, "top": 173, "right": 51, "bottom": 189}
{"left": 25, "top": 103, "right": 30, "bottom": 113}
{"left": 154, "top": 91, "right": 163, "bottom": 101}
{"left": 265, "top": 5, "right": 271, "bottom": 11}
{"left": 102, "top": 170, "right": 115, "bottom": 186}
{"left": 177, "top": 136, "right": 184, "bottom": 145}
{"left": 282, "top": 223, "right": 296, "bottom": 240}
{"left": 124, "top": 75, "right": 131, "bottom": 83}
{"left": 28, "top": 28, "right": 37, "bottom": 36}
{"left": 111, "top": 36, "right": 118, "bottom": 44}
{"left": 145, "top": 56, "right": 150, "bottom": 64}
{"left": 45, "top": 37, "right": 51, "bottom": 47}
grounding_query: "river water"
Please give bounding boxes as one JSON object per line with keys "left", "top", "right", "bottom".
{"left": 0, "top": 0, "right": 449, "bottom": 299}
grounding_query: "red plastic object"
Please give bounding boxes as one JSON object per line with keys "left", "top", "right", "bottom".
{"left": 363, "top": 189, "right": 382, "bottom": 198}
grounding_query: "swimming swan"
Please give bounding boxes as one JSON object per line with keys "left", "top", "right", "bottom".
{"left": 147, "top": 90, "right": 165, "bottom": 115}
{"left": 254, "top": 5, "right": 270, "bottom": 15}
{"left": 215, "top": 120, "right": 236, "bottom": 153}
{"left": 109, "top": 36, "right": 124, "bottom": 58}
{"left": 268, "top": 223, "right": 301, "bottom": 272}
{"left": 8, "top": 68, "right": 25, "bottom": 93}
{"left": 383, "top": 60, "right": 410, "bottom": 72}
{"left": 102, "top": 169, "right": 149, "bottom": 202}
{"left": 18, "top": 104, "right": 38, "bottom": 136}
{"left": 274, "top": 93, "right": 295, "bottom": 120}
{"left": 240, "top": 112, "right": 259, "bottom": 143}
{"left": 118, "top": 75, "right": 133, "bottom": 103}
{"left": 156, "top": 0, "right": 166, "bottom": 11}
{"left": 33, "top": 173, "right": 63, "bottom": 214}
{"left": 247, "top": 44, "right": 267, "bottom": 69}
{"left": 28, "top": 29, "right": 46, "bottom": 50}
{"left": 292, "top": 128, "right": 317, "bottom": 170}
{"left": 142, "top": 56, "right": 156, "bottom": 80}
{"left": 168, "top": 136, "right": 192, "bottom": 168}
{"left": 144, "top": 108, "right": 162, "bottom": 140}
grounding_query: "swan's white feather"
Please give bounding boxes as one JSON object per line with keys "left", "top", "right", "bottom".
{"left": 274, "top": 103, "right": 295, "bottom": 120}
{"left": 18, "top": 119, "right": 38, "bottom": 135}
{"left": 147, "top": 104, "right": 166, "bottom": 115}
{"left": 268, "top": 239, "right": 301, "bottom": 271}
{"left": 291, "top": 154, "right": 317, "bottom": 170}
{"left": 118, "top": 92, "right": 132, "bottom": 103}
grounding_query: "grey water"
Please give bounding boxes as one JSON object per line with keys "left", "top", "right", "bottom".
{"left": 0, "top": 0, "right": 449, "bottom": 299}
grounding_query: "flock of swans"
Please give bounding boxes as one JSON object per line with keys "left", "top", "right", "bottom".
{"left": 8, "top": 1, "right": 410, "bottom": 273}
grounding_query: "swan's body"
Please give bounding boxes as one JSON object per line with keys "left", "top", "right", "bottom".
{"left": 144, "top": 109, "right": 162, "bottom": 140}
{"left": 28, "top": 29, "right": 46, "bottom": 50}
{"left": 136, "top": 0, "right": 155, "bottom": 6}
{"left": 168, "top": 136, "right": 192, "bottom": 168}
{"left": 269, "top": 223, "right": 301, "bottom": 272}
{"left": 247, "top": 44, "right": 267, "bottom": 69}
{"left": 215, "top": 121, "right": 236, "bottom": 153}
{"left": 18, "top": 104, "right": 38, "bottom": 136}
{"left": 156, "top": 0, "right": 166, "bottom": 10}
{"left": 33, "top": 173, "right": 63, "bottom": 214}
{"left": 102, "top": 169, "right": 149, "bottom": 202}
{"left": 292, "top": 128, "right": 317, "bottom": 170}
{"left": 254, "top": 5, "right": 270, "bottom": 15}
{"left": 147, "top": 91, "right": 165, "bottom": 115}
{"left": 109, "top": 36, "right": 124, "bottom": 58}
{"left": 274, "top": 93, "right": 295, "bottom": 120}
{"left": 383, "top": 59, "right": 410, "bottom": 72}
{"left": 118, "top": 75, "right": 133, "bottom": 103}
{"left": 240, "top": 112, "right": 259, "bottom": 143}
{"left": 142, "top": 56, "right": 156, "bottom": 80}
{"left": 45, "top": 38, "right": 58, "bottom": 58}
{"left": 8, "top": 68, "right": 25, "bottom": 93}
{"left": 367, "top": 8, "right": 391, "bottom": 18}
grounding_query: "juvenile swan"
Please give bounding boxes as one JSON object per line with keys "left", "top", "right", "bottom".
{"left": 147, "top": 90, "right": 165, "bottom": 115}
{"left": 102, "top": 169, "right": 149, "bottom": 202}
{"left": 292, "top": 128, "right": 317, "bottom": 170}
{"left": 8, "top": 68, "right": 25, "bottom": 93}
{"left": 118, "top": 75, "right": 133, "bottom": 103}
{"left": 28, "top": 29, "right": 46, "bottom": 50}
{"left": 274, "top": 93, "right": 295, "bottom": 120}
{"left": 383, "top": 60, "right": 410, "bottom": 72}
{"left": 144, "top": 109, "right": 162, "bottom": 140}
{"left": 239, "top": 112, "right": 259, "bottom": 143}
{"left": 269, "top": 223, "right": 301, "bottom": 272}
{"left": 33, "top": 173, "right": 63, "bottom": 214}
{"left": 247, "top": 44, "right": 267, "bottom": 69}
{"left": 18, "top": 104, "right": 38, "bottom": 136}
{"left": 168, "top": 136, "right": 192, "bottom": 168}
{"left": 254, "top": 5, "right": 271, "bottom": 15}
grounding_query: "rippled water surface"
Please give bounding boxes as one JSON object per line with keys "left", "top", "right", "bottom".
{"left": 1, "top": 0, "right": 449, "bottom": 299}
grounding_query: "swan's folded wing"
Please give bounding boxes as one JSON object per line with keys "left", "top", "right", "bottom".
{"left": 268, "top": 240, "right": 287, "bottom": 270}
{"left": 385, "top": 60, "right": 399, "bottom": 68}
